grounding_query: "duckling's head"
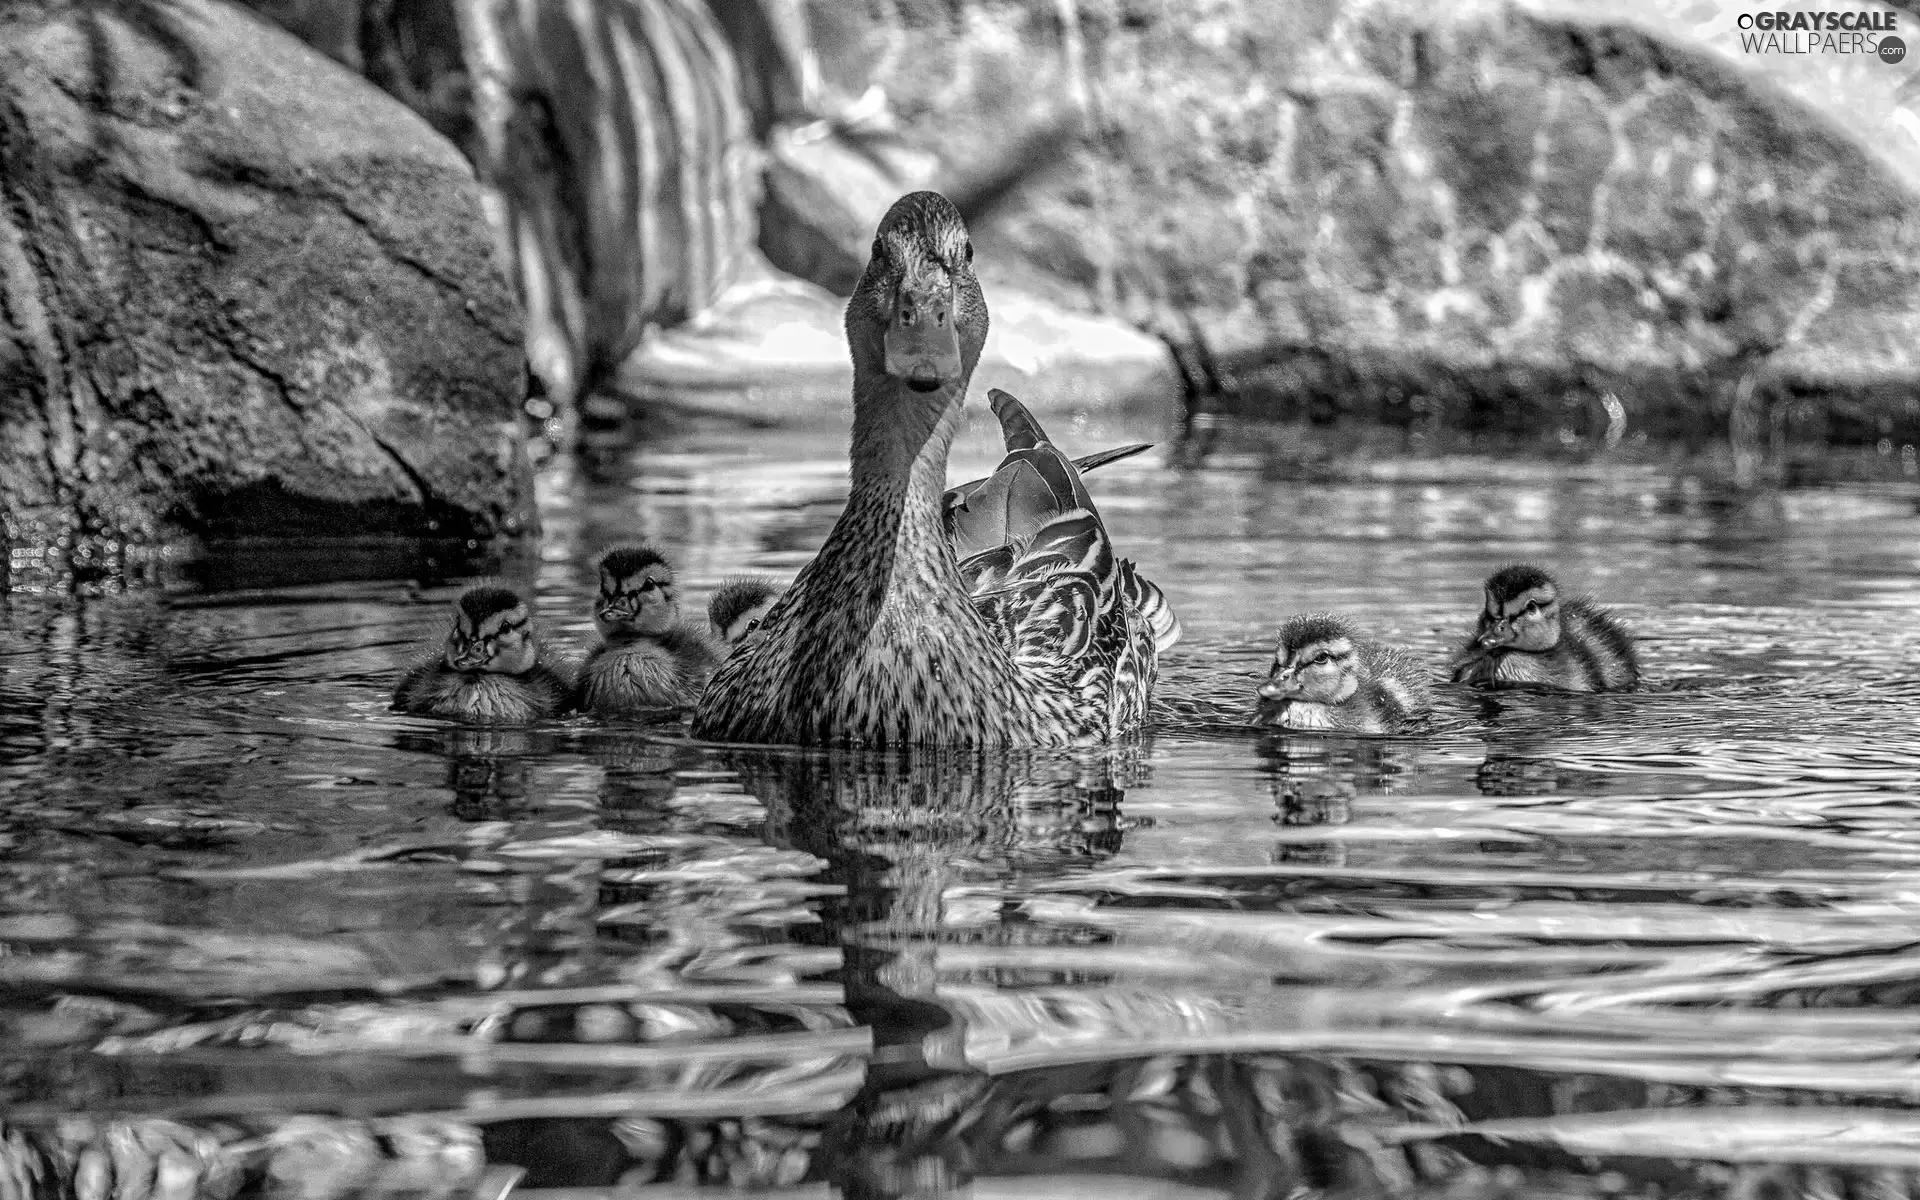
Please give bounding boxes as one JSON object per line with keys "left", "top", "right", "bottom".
{"left": 846, "top": 191, "right": 989, "bottom": 397}
{"left": 1259, "top": 613, "right": 1361, "bottom": 706}
{"left": 708, "top": 576, "right": 781, "bottom": 647}
{"left": 595, "top": 545, "right": 679, "bottom": 638}
{"left": 445, "top": 585, "right": 538, "bottom": 675}
{"left": 1477, "top": 564, "right": 1561, "bottom": 653}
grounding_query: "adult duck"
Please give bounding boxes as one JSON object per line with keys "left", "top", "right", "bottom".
{"left": 691, "top": 191, "right": 1177, "bottom": 746}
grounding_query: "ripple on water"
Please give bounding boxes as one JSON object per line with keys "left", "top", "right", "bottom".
{"left": 4, "top": 428, "right": 1920, "bottom": 1195}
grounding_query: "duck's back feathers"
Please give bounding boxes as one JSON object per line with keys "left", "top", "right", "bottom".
{"left": 950, "top": 390, "right": 1168, "bottom": 735}
{"left": 1120, "top": 565, "right": 1182, "bottom": 654}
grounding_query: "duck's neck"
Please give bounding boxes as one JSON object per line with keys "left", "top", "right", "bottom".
{"left": 837, "top": 370, "right": 967, "bottom": 572}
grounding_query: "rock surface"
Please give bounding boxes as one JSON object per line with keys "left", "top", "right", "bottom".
{"left": 0, "top": 0, "right": 530, "bottom": 574}
{"left": 803, "top": 0, "right": 1920, "bottom": 447}
{"left": 615, "top": 265, "right": 1177, "bottom": 440}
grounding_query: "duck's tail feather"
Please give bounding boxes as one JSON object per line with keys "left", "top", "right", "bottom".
{"left": 1071, "top": 442, "right": 1152, "bottom": 474}
{"left": 988, "top": 388, "right": 1050, "bottom": 451}
{"left": 1121, "top": 565, "right": 1182, "bottom": 653}
{"left": 944, "top": 391, "right": 1150, "bottom": 561}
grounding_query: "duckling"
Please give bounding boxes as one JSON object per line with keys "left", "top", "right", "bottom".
{"left": 1256, "top": 613, "right": 1433, "bottom": 734}
{"left": 1450, "top": 565, "right": 1639, "bottom": 692}
{"left": 708, "top": 576, "right": 783, "bottom": 648}
{"left": 393, "top": 585, "right": 574, "bottom": 722}
{"left": 580, "top": 545, "right": 723, "bottom": 714}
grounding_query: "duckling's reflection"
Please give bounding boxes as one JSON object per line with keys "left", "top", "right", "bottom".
{"left": 716, "top": 743, "right": 1143, "bottom": 1196}
{"left": 397, "top": 726, "right": 562, "bottom": 822}
{"left": 1472, "top": 706, "right": 1617, "bottom": 798}
{"left": 584, "top": 737, "right": 681, "bottom": 832}
{"left": 1256, "top": 732, "right": 1416, "bottom": 866}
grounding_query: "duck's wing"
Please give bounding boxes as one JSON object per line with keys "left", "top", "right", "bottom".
{"left": 952, "top": 390, "right": 1181, "bottom": 652}
{"left": 943, "top": 395, "right": 1153, "bottom": 563}
{"left": 954, "top": 391, "right": 1174, "bottom": 736}
{"left": 942, "top": 441, "right": 1150, "bottom": 555}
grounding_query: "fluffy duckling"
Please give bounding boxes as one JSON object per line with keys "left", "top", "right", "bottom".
{"left": 1255, "top": 613, "right": 1433, "bottom": 734}
{"left": 707, "top": 576, "right": 783, "bottom": 648}
{"left": 393, "top": 585, "right": 574, "bottom": 722}
{"left": 1450, "top": 565, "right": 1639, "bottom": 692}
{"left": 580, "top": 546, "right": 723, "bottom": 714}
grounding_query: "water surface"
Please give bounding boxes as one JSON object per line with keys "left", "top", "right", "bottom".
{"left": 6, "top": 418, "right": 1920, "bottom": 1197}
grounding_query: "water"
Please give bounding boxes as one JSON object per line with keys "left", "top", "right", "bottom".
{"left": 6, "top": 415, "right": 1920, "bottom": 1197}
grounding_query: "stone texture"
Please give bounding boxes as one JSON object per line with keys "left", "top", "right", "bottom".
{"left": 800, "top": 0, "right": 1920, "bottom": 445}
{"left": 0, "top": 0, "right": 530, "bottom": 567}
{"left": 614, "top": 265, "right": 1177, "bottom": 443}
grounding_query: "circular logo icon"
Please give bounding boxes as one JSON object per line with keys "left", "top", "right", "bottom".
{"left": 1881, "top": 35, "right": 1907, "bottom": 64}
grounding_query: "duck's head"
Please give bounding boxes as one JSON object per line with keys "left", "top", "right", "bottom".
{"left": 1259, "top": 613, "right": 1361, "bottom": 706}
{"left": 708, "top": 576, "right": 782, "bottom": 647}
{"left": 846, "top": 191, "right": 989, "bottom": 397}
{"left": 444, "top": 585, "right": 538, "bottom": 675}
{"left": 595, "top": 545, "right": 679, "bottom": 638}
{"left": 1476, "top": 564, "right": 1561, "bottom": 652}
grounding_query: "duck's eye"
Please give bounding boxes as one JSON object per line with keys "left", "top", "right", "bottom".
{"left": 746, "top": 618, "right": 761, "bottom": 633}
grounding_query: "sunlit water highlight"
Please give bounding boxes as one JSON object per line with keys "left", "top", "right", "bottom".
{"left": 5, "top": 418, "right": 1920, "bottom": 1196}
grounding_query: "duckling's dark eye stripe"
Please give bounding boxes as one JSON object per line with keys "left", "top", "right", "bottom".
{"left": 496, "top": 617, "right": 528, "bottom": 634}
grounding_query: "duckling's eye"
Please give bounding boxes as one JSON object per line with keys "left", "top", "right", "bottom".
{"left": 746, "top": 618, "right": 761, "bottom": 633}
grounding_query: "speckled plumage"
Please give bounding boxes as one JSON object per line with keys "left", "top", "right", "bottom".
{"left": 1451, "top": 565, "right": 1639, "bottom": 692}
{"left": 690, "top": 193, "right": 1173, "bottom": 747}
{"left": 1256, "top": 613, "right": 1432, "bottom": 735}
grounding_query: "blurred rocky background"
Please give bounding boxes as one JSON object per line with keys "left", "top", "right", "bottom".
{"left": 5, "top": 0, "right": 1918, "bottom": 585}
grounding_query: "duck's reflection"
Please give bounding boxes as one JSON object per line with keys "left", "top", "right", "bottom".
{"left": 737, "top": 742, "right": 1140, "bottom": 986}
{"left": 717, "top": 743, "right": 1142, "bottom": 1196}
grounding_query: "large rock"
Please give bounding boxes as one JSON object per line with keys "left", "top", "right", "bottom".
{"left": 614, "top": 265, "right": 1178, "bottom": 441}
{"left": 0, "top": 0, "right": 531, "bottom": 573}
{"left": 804, "top": 0, "right": 1920, "bottom": 447}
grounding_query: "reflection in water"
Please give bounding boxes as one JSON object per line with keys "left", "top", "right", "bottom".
{"left": 1259, "top": 733, "right": 1419, "bottom": 867}
{"left": 725, "top": 746, "right": 1140, "bottom": 1195}
{"left": 7, "top": 424, "right": 1920, "bottom": 1193}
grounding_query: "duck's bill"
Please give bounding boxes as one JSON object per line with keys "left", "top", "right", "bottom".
{"left": 884, "top": 315, "right": 962, "bottom": 392}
